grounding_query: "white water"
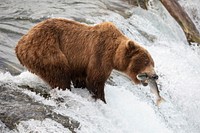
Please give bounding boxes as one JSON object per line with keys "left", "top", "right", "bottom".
{"left": 1, "top": 0, "right": 200, "bottom": 133}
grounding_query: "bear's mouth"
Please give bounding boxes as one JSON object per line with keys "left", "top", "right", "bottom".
{"left": 141, "top": 81, "right": 148, "bottom": 86}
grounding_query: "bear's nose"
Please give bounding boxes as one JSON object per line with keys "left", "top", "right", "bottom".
{"left": 151, "top": 74, "right": 158, "bottom": 80}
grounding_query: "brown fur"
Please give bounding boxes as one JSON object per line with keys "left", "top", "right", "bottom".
{"left": 15, "top": 18, "right": 155, "bottom": 103}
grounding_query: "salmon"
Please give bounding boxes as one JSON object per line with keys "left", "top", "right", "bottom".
{"left": 148, "top": 78, "right": 165, "bottom": 106}
{"left": 137, "top": 73, "right": 165, "bottom": 106}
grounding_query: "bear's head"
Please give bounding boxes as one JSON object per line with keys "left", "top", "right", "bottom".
{"left": 114, "top": 40, "right": 158, "bottom": 85}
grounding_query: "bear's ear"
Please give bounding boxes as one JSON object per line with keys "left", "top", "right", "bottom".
{"left": 125, "top": 41, "right": 138, "bottom": 58}
{"left": 126, "top": 41, "right": 136, "bottom": 50}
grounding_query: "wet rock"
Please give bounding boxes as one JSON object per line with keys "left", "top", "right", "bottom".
{"left": 18, "top": 84, "right": 51, "bottom": 99}
{"left": 0, "top": 82, "right": 80, "bottom": 133}
{"left": 122, "top": 0, "right": 149, "bottom": 10}
{"left": 161, "top": 0, "right": 200, "bottom": 44}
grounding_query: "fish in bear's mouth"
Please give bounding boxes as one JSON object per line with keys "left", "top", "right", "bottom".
{"left": 136, "top": 73, "right": 165, "bottom": 106}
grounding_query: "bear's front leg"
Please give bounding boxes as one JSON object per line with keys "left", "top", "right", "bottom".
{"left": 86, "top": 76, "right": 106, "bottom": 103}
{"left": 93, "top": 81, "right": 106, "bottom": 103}
{"left": 72, "top": 77, "right": 86, "bottom": 89}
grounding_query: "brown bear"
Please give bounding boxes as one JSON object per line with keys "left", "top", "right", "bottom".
{"left": 15, "top": 18, "right": 157, "bottom": 103}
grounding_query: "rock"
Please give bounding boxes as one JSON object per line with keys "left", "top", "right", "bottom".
{"left": 0, "top": 82, "right": 80, "bottom": 133}
{"left": 122, "top": 0, "right": 148, "bottom": 10}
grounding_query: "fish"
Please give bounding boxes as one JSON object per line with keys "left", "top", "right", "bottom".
{"left": 137, "top": 73, "right": 165, "bottom": 106}
{"left": 147, "top": 78, "right": 165, "bottom": 106}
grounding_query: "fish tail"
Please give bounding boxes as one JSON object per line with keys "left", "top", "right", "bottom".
{"left": 156, "top": 97, "right": 165, "bottom": 106}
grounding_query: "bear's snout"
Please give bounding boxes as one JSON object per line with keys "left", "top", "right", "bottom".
{"left": 151, "top": 74, "right": 159, "bottom": 80}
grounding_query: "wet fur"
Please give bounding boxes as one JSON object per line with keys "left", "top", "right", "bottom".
{"left": 15, "top": 18, "right": 154, "bottom": 103}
